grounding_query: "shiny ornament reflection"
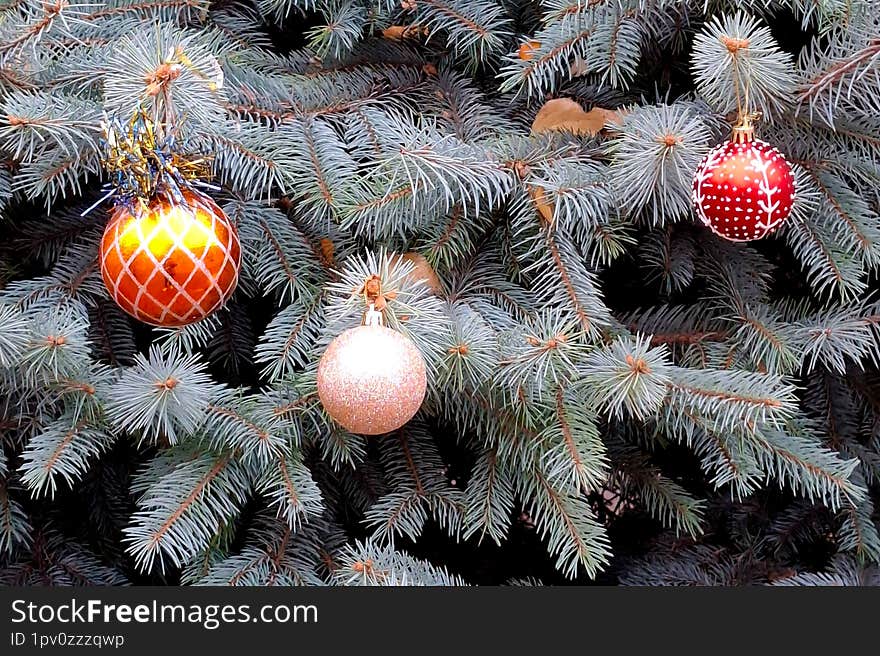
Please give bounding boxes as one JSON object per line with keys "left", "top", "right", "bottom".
{"left": 317, "top": 324, "right": 427, "bottom": 435}
{"left": 99, "top": 189, "right": 240, "bottom": 326}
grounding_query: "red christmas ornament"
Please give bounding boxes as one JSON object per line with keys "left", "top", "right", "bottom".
{"left": 692, "top": 131, "right": 795, "bottom": 242}
{"left": 99, "top": 189, "right": 240, "bottom": 327}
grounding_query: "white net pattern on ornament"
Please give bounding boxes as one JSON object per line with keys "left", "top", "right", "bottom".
{"left": 101, "top": 194, "right": 239, "bottom": 326}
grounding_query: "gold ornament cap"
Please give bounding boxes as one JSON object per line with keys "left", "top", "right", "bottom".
{"left": 731, "top": 113, "right": 756, "bottom": 144}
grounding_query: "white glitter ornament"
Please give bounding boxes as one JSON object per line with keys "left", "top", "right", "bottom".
{"left": 317, "top": 306, "right": 427, "bottom": 435}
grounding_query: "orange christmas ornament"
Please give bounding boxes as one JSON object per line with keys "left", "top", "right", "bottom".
{"left": 99, "top": 189, "right": 240, "bottom": 327}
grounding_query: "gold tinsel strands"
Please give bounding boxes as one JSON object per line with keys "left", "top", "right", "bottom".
{"left": 98, "top": 108, "right": 212, "bottom": 212}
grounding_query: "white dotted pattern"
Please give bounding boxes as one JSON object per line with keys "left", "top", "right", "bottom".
{"left": 692, "top": 138, "right": 796, "bottom": 242}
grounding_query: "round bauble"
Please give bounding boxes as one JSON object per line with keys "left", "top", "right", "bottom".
{"left": 99, "top": 189, "right": 240, "bottom": 327}
{"left": 317, "top": 324, "right": 427, "bottom": 435}
{"left": 692, "top": 137, "right": 795, "bottom": 242}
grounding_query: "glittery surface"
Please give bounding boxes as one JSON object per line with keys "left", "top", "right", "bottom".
{"left": 99, "top": 189, "right": 240, "bottom": 327}
{"left": 317, "top": 325, "right": 427, "bottom": 435}
{"left": 692, "top": 139, "right": 795, "bottom": 242}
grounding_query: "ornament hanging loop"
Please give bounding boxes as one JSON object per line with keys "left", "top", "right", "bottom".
{"left": 361, "top": 273, "right": 385, "bottom": 326}
{"left": 725, "top": 35, "right": 757, "bottom": 143}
